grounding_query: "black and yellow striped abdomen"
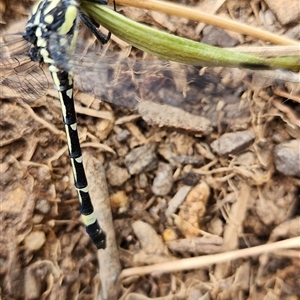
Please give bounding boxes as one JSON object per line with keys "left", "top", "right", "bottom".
{"left": 23, "top": 0, "right": 107, "bottom": 249}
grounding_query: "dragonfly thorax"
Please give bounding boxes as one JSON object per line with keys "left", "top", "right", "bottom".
{"left": 23, "top": 0, "right": 79, "bottom": 72}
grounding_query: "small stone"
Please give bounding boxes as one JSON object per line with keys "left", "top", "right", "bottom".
{"left": 264, "top": 0, "right": 300, "bottom": 25}
{"left": 116, "top": 129, "right": 131, "bottom": 142}
{"left": 202, "top": 25, "right": 238, "bottom": 47}
{"left": 138, "top": 173, "right": 148, "bottom": 189}
{"left": 35, "top": 199, "right": 51, "bottom": 214}
{"left": 274, "top": 140, "right": 300, "bottom": 177}
{"left": 173, "top": 155, "right": 204, "bottom": 166}
{"left": 110, "top": 191, "right": 130, "bottom": 214}
{"left": 24, "top": 231, "right": 46, "bottom": 251}
{"left": 162, "top": 228, "right": 178, "bottom": 242}
{"left": 210, "top": 130, "right": 255, "bottom": 156}
{"left": 106, "top": 162, "right": 130, "bottom": 186}
{"left": 132, "top": 220, "right": 165, "bottom": 253}
{"left": 152, "top": 162, "right": 173, "bottom": 196}
{"left": 181, "top": 172, "right": 202, "bottom": 186}
{"left": 125, "top": 143, "right": 157, "bottom": 175}
{"left": 178, "top": 181, "right": 210, "bottom": 233}
{"left": 165, "top": 185, "right": 192, "bottom": 217}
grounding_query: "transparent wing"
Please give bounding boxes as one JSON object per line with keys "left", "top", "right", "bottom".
{"left": 0, "top": 34, "right": 48, "bottom": 101}
{"left": 72, "top": 42, "right": 299, "bottom": 131}
{"left": 1, "top": 33, "right": 298, "bottom": 131}
{"left": 73, "top": 45, "right": 299, "bottom": 109}
{"left": 73, "top": 54, "right": 241, "bottom": 111}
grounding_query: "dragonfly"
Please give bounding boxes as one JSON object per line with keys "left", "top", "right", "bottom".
{"left": 1, "top": 1, "right": 299, "bottom": 249}
{"left": 0, "top": 0, "right": 118, "bottom": 249}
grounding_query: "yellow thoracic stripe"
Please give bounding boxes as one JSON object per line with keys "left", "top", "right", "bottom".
{"left": 58, "top": 4, "right": 78, "bottom": 34}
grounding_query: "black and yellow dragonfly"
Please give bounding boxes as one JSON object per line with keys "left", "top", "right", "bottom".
{"left": 1, "top": 0, "right": 299, "bottom": 250}
{"left": 1, "top": 0, "right": 113, "bottom": 249}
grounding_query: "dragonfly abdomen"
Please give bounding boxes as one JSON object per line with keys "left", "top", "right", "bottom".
{"left": 21, "top": 0, "right": 107, "bottom": 249}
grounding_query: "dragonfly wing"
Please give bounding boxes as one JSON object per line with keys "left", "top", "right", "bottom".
{"left": 0, "top": 34, "right": 48, "bottom": 101}
{"left": 1, "top": 61, "right": 48, "bottom": 101}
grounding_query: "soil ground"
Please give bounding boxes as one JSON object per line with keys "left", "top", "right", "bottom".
{"left": 0, "top": 0, "right": 299, "bottom": 299}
